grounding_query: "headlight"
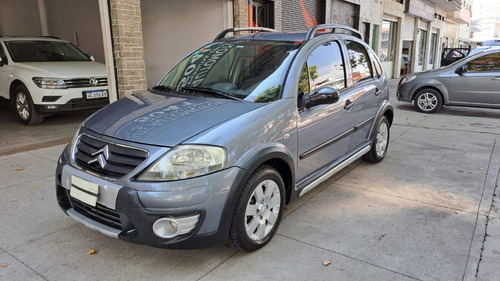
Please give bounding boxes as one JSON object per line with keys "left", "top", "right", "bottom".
{"left": 32, "top": 77, "right": 67, "bottom": 89}
{"left": 68, "top": 122, "right": 85, "bottom": 155}
{"left": 400, "top": 75, "right": 416, "bottom": 85}
{"left": 138, "top": 145, "right": 227, "bottom": 181}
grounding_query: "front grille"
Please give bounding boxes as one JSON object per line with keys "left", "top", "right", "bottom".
{"left": 71, "top": 197, "right": 122, "bottom": 230}
{"left": 65, "top": 77, "right": 108, "bottom": 88}
{"left": 74, "top": 135, "right": 148, "bottom": 178}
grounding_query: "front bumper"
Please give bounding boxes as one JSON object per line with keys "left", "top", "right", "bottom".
{"left": 56, "top": 148, "right": 244, "bottom": 249}
{"left": 36, "top": 96, "right": 109, "bottom": 114}
{"left": 396, "top": 80, "right": 413, "bottom": 102}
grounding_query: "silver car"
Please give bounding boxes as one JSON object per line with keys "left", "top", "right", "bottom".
{"left": 397, "top": 48, "right": 500, "bottom": 113}
{"left": 56, "top": 25, "right": 393, "bottom": 252}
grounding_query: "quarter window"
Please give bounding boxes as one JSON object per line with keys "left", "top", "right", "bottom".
{"left": 465, "top": 53, "right": 500, "bottom": 72}
{"left": 346, "top": 41, "right": 373, "bottom": 84}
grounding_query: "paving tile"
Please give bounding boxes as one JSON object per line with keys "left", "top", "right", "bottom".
{"left": 0, "top": 152, "right": 57, "bottom": 189}
{"left": 0, "top": 251, "right": 45, "bottom": 281}
{"left": 9, "top": 225, "right": 236, "bottom": 281}
{"left": 201, "top": 236, "right": 417, "bottom": 281}
{"left": 0, "top": 177, "right": 75, "bottom": 250}
{"left": 336, "top": 127, "right": 494, "bottom": 213}
{"left": 278, "top": 185, "right": 478, "bottom": 280}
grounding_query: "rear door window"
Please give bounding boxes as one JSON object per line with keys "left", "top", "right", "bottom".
{"left": 346, "top": 41, "right": 373, "bottom": 84}
{"left": 304, "top": 41, "right": 346, "bottom": 92}
{"left": 465, "top": 53, "right": 500, "bottom": 72}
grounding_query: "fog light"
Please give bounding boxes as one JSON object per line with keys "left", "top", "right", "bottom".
{"left": 152, "top": 214, "right": 200, "bottom": 239}
{"left": 44, "top": 105, "right": 59, "bottom": 110}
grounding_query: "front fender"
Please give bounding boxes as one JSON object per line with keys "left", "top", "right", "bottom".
{"left": 410, "top": 78, "right": 449, "bottom": 104}
{"left": 215, "top": 143, "right": 296, "bottom": 242}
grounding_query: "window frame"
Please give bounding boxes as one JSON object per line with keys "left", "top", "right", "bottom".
{"left": 302, "top": 40, "right": 347, "bottom": 93}
{"left": 345, "top": 40, "right": 374, "bottom": 86}
{"left": 465, "top": 52, "right": 500, "bottom": 73}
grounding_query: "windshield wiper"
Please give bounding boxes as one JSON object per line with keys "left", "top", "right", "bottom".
{"left": 150, "top": 85, "right": 175, "bottom": 92}
{"left": 179, "top": 86, "right": 241, "bottom": 101}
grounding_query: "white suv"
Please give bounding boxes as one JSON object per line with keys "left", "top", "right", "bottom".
{"left": 0, "top": 36, "right": 109, "bottom": 125}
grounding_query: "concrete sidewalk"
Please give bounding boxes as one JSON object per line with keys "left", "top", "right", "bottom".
{"left": 0, "top": 80, "right": 499, "bottom": 280}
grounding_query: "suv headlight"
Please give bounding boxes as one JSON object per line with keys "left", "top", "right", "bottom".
{"left": 67, "top": 122, "right": 85, "bottom": 156}
{"left": 33, "top": 77, "right": 67, "bottom": 89}
{"left": 138, "top": 145, "right": 227, "bottom": 181}
{"left": 399, "top": 75, "right": 417, "bottom": 85}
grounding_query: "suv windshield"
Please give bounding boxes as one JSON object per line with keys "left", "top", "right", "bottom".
{"left": 5, "top": 40, "right": 91, "bottom": 62}
{"left": 159, "top": 40, "right": 301, "bottom": 103}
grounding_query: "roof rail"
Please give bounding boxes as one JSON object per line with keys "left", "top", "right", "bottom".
{"left": 305, "top": 24, "right": 362, "bottom": 41}
{"left": 214, "top": 27, "right": 277, "bottom": 41}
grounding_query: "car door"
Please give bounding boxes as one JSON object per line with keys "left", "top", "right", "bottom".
{"left": 343, "top": 40, "right": 383, "bottom": 150}
{"left": 296, "top": 40, "right": 355, "bottom": 182}
{"left": 448, "top": 51, "right": 500, "bottom": 105}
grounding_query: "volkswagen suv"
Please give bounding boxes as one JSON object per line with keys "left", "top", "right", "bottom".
{"left": 0, "top": 36, "right": 108, "bottom": 125}
{"left": 56, "top": 25, "right": 393, "bottom": 252}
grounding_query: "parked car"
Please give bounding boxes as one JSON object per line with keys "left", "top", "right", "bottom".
{"left": 397, "top": 48, "right": 500, "bottom": 113}
{"left": 56, "top": 25, "right": 394, "bottom": 252}
{"left": 440, "top": 47, "right": 470, "bottom": 66}
{"left": 0, "top": 36, "right": 108, "bottom": 125}
{"left": 479, "top": 39, "right": 500, "bottom": 46}
{"left": 468, "top": 45, "right": 500, "bottom": 56}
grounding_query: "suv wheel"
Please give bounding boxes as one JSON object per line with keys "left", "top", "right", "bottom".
{"left": 363, "top": 116, "right": 390, "bottom": 163}
{"left": 230, "top": 165, "right": 285, "bottom": 252}
{"left": 14, "top": 85, "right": 44, "bottom": 125}
{"left": 414, "top": 88, "right": 442, "bottom": 113}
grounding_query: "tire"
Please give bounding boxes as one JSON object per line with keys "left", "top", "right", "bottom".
{"left": 363, "top": 116, "right": 390, "bottom": 163}
{"left": 14, "top": 85, "right": 44, "bottom": 125}
{"left": 413, "top": 88, "right": 443, "bottom": 113}
{"left": 230, "top": 165, "right": 285, "bottom": 252}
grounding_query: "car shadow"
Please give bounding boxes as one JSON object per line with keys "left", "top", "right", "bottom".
{"left": 395, "top": 103, "right": 499, "bottom": 119}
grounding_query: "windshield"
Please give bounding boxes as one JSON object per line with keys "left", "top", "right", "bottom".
{"left": 5, "top": 40, "right": 91, "bottom": 62}
{"left": 159, "top": 40, "right": 300, "bottom": 103}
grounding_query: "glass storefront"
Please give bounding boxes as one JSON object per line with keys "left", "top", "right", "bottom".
{"left": 429, "top": 33, "right": 437, "bottom": 65}
{"left": 418, "top": 29, "right": 427, "bottom": 66}
{"left": 380, "top": 20, "right": 396, "bottom": 62}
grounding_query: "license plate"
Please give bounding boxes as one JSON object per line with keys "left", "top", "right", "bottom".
{"left": 70, "top": 176, "right": 99, "bottom": 207}
{"left": 85, "top": 90, "right": 108, "bottom": 99}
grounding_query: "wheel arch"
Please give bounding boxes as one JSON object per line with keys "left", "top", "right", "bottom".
{"left": 215, "top": 144, "right": 296, "bottom": 244}
{"left": 9, "top": 79, "right": 27, "bottom": 104}
{"left": 235, "top": 144, "right": 295, "bottom": 204}
{"left": 411, "top": 82, "right": 448, "bottom": 105}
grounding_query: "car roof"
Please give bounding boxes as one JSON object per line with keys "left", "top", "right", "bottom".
{"left": 218, "top": 31, "right": 308, "bottom": 43}
{"left": 0, "top": 36, "right": 66, "bottom": 42}
{"left": 214, "top": 24, "right": 364, "bottom": 43}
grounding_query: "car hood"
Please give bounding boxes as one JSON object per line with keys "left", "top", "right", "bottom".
{"left": 17, "top": 61, "right": 107, "bottom": 77}
{"left": 84, "top": 90, "right": 264, "bottom": 147}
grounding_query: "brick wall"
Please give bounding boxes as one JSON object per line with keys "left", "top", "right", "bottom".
{"left": 233, "top": 0, "right": 248, "bottom": 28}
{"left": 109, "top": 0, "right": 147, "bottom": 98}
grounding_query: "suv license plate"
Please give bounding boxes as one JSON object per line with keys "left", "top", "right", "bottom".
{"left": 70, "top": 176, "right": 99, "bottom": 207}
{"left": 85, "top": 90, "right": 108, "bottom": 99}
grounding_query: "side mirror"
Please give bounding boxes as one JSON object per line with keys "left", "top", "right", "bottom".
{"left": 86, "top": 54, "right": 95, "bottom": 61}
{"left": 304, "top": 87, "right": 340, "bottom": 108}
{"left": 456, "top": 66, "right": 465, "bottom": 74}
{"left": 0, "top": 55, "right": 5, "bottom": 67}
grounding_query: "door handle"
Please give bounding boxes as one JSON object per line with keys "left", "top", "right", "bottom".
{"left": 375, "top": 88, "right": 382, "bottom": 96}
{"left": 492, "top": 77, "right": 500, "bottom": 81}
{"left": 344, "top": 100, "right": 354, "bottom": 110}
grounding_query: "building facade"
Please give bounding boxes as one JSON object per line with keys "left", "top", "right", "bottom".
{"left": 0, "top": 0, "right": 472, "bottom": 99}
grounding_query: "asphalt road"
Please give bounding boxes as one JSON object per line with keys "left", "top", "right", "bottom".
{"left": 0, "top": 80, "right": 499, "bottom": 280}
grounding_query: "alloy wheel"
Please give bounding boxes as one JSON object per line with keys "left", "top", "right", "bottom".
{"left": 245, "top": 179, "right": 281, "bottom": 241}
